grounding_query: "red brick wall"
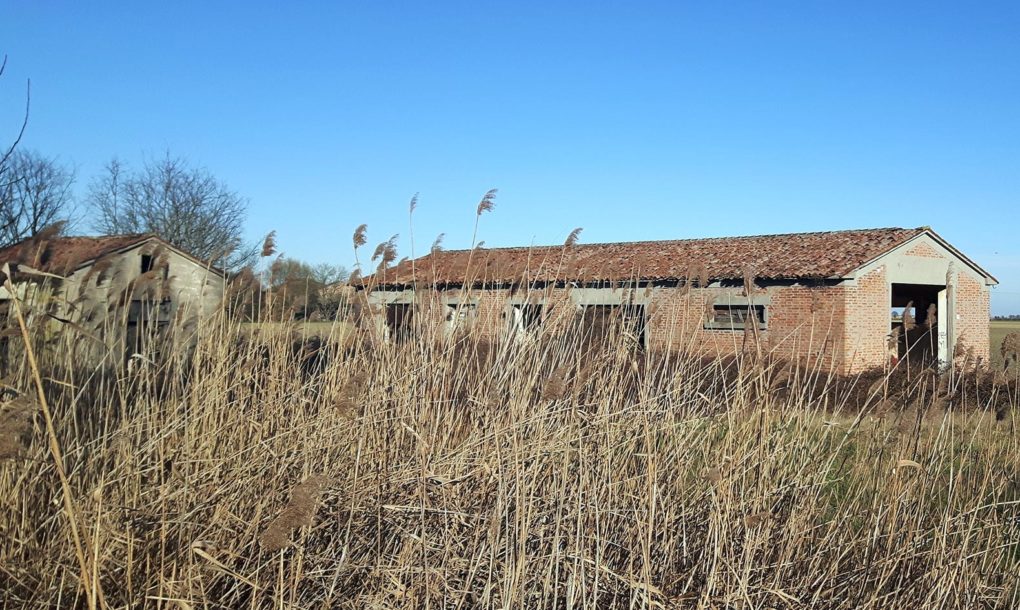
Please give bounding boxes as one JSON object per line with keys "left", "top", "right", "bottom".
{"left": 388, "top": 284, "right": 859, "bottom": 373}
{"left": 374, "top": 264, "right": 991, "bottom": 373}
{"left": 904, "top": 242, "right": 943, "bottom": 258}
{"left": 640, "top": 268, "right": 900, "bottom": 375}
{"left": 954, "top": 272, "right": 991, "bottom": 364}
{"left": 645, "top": 288, "right": 717, "bottom": 355}
{"left": 841, "top": 267, "right": 891, "bottom": 374}
{"left": 767, "top": 284, "right": 847, "bottom": 372}
{"left": 644, "top": 284, "right": 849, "bottom": 372}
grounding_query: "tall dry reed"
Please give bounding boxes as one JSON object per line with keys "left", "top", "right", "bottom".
{"left": 0, "top": 272, "right": 1018, "bottom": 609}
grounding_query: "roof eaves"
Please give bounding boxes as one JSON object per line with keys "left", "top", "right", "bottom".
{"left": 70, "top": 234, "right": 154, "bottom": 272}
{"left": 836, "top": 227, "right": 927, "bottom": 279}
{"left": 921, "top": 228, "right": 999, "bottom": 285}
{"left": 72, "top": 234, "right": 228, "bottom": 278}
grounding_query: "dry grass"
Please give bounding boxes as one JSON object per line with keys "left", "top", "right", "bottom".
{"left": 991, "top": 320, "right": 1020, "bottom": 370}
{"left": 0, "top": 293, "right": 1018, "bottom": 609}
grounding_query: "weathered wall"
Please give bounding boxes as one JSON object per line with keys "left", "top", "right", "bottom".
{"left": 61, "top": 241, "right": 224, "bottom": 325}
{"left": 841, "top": 266, "right": 891, "bottom": 375}
{"left": 955, "top": 272, "right": 990, "bottom": 364}
{"left": 644, "top": 284, "right": 850, "bottom": 372}
{"left": 364, "top": 233, "right": 995, "bottom": 375}
{"left": 369, "top": 283, "right": 854, "bottom": 372}
{"left": 768, "top": 283, "right": 847, "bottom": 371}
{"left": 856, "top": 233, "right": 994, "bottom": 369}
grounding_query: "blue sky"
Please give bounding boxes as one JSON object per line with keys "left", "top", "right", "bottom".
{"left": 2, "top": 2, "right": 1018, "bottom": 313}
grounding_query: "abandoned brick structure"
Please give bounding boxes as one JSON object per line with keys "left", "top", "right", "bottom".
{"left": 364, "top": 227, "right": 996, "bottom": 374}
{"left": 0, "top": 233, "right": 225, "bottom": 356}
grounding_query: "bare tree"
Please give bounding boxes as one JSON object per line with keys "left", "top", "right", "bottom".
{"left": 0, "top": 55, "right": 30, "bottom": 194}
{"left": 87, "top": 153, "right": 256, "bottom": 269}
{"left": 310, "top": 262, "right": 349, "bottom": 285}
{"left": 0, "top": 150, "right": 76, "bottom": 247}
{"left": 262, "top": 257, "right": 350, "bottom": 319}
{"left": 267, "top": 256, "right": 316, "bottom": 289}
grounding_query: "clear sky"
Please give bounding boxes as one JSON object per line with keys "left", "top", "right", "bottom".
{"left": 2, "top": 2, "right": 1018, "bottom": 313}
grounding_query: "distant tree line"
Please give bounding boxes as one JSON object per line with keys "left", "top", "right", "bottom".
{"left": 2, "top": 55, "right": 351, "bottom": 321}
{"left": 0, "top": 149, "right": 350, "bottom": 319}
{"left": 993, "top": 315, "right": 1020, "bottom": 321}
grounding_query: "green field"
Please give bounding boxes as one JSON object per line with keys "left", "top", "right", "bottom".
{"left": 991, "top": 319, "right": 1020, "bottom": 369}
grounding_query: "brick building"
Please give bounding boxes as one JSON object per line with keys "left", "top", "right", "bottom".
{"left": 0, "top": 233, "right": 225, "bottom": 354}
{"left": 363, "top": 227, "right": 996, "bottom": 374}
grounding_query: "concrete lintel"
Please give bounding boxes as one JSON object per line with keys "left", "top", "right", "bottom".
{"left": 368, "top": 290, "right": 416, "bottom": 305}
{"left": 851, "top": 233, "right": 986, "bottom": 288}
{"left": 706, "top": 292, "right": 772, "bottom": 306}
{"left": 569, "top": 286, "right": 651, "bottom": 306}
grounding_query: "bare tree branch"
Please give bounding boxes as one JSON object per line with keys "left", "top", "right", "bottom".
{"left": 0, "top": 55, "right": 30, "bottom": 182}
{"left": 0, "top": 150, "right": 76, "bottom": 248}
{"left": 86, "top": 153, "right": 257, "bottom": 269}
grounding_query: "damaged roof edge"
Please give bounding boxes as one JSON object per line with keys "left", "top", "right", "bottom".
{"left": 846, "top": 228, "right": 999, "bottom": 286}
{"left": 79, "top": 234, "right": 229, "bottom": 278}
{"left": 0, "top": 233, "right": 229, "bottom": 279}
{"left": 921, "top": 228, "right": 998, "bottom": 285}
{"left": 362, "top": 227, "right": 939, "bottom": 289}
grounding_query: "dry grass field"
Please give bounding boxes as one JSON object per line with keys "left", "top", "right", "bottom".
{"left": 991, "top": 320, "right": 1020, "bottom": 370}
{"left": 1, "top": 300, "right": 1019, "bottom": 609}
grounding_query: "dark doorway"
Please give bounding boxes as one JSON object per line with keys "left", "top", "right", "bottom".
{"left": 124, "top": 299, "right": 173, "bottom": 367}
{"left": 890, "top": 283, "right": 943, "bottom": 365}
{"left": 385, "top": 303, "right": 414, "bottom": 343}
{"left": 577, "top": 304, "right": 646, "bottom": 349}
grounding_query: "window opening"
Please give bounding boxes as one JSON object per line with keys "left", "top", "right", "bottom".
{"left": 140, "top": 254, "right": 168, "bottom": 279}
{"left": 385, "top": 303, "right": 414, "bottom": 342}
{"left": 705, "top": 304, "right": 766, "bottom": 331}
{"left": 578, "top": 304, "right": 646, "bottom": 348}
{"left": 445, "top": 303, "right": 478, "bottom": 331}
{"left": 509, "top": 304, "right": 544, "bottom": 335}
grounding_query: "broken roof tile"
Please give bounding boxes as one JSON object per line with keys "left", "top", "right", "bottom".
{"left": 367, "top": 227, "right": 927, "bottom": 286}
{"left": 0, "top": 234, "right": 153, "bottom": 276}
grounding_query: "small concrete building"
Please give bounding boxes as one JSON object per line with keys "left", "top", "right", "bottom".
{"left": 364, "top": 227, "right": 996, "bottom": 374}
{"left": 0, "top": 233, "right": 225, "bottom": 350}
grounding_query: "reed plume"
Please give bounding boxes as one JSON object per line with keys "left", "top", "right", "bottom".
{"left": 0, "top": 396, "right": 36, "bottom": 460}
{"left": 431, "top": 233, "right": 445, "bottom": 254}
{"left": 902, "top": 301, "right": 916, "bottom": 332}
{"left": 476, "top": 188, "right": 497, "bottom": 216}
{"left": 564, "top": 227, "right": 583, "bottom": 248}
{"left": 371, "top": 235, "right": 399, "bottom": 267}
{"left": 741, "top": 264, "right": 760, "bottom": 297}
{"left": 261, "top": 231, "right": 277, "bottom": 258}
{"left": 541, "top": 365, "right": 570, "bottom": 400}
{"left": 260, "top": 475, "right": 331, "bottom": 551}
{"left": 353, "top": 224, "right": 368, "bottom": 249}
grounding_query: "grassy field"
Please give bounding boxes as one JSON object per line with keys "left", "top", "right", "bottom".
{"left": 1, "top": 308, "right": 1018, "bottom": 608}
{"left": 991, "top": 319, "right": 1020, "bottom": 369}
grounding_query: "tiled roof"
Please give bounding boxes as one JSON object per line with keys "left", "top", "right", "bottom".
{"left": 0, "top": 234, "right": 153, "bottom": 276}
{"left": 369, "top": 227, "right": 928, "bottom": 286}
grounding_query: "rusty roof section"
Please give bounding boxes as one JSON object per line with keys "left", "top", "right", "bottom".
{"left": 367, "top": 227, "right": 929, "bottom": 287}
{"left": 0, "top": 233, "right": 155, "bottom": 276}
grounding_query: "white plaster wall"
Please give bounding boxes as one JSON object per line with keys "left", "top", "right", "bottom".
{"left": 853, "top": 233, "right": 991, "bottom": 288}
{"left": 61, "top": 239, "right": 225, "bottom": 324}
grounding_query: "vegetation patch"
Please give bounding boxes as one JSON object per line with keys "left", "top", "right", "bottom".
{"left": 0, "top": 298, "right": 1018, "bottom": 608}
